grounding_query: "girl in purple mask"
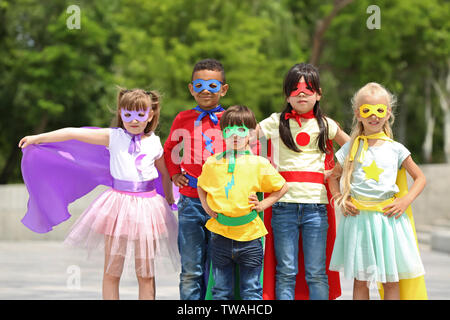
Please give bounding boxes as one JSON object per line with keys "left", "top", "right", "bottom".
{"left": 19, "top": 88, "right": 179, "bottom": 300}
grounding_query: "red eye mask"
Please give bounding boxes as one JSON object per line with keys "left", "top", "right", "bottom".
{"left": 290, "top": 82, "right": 315, "bottom": 96}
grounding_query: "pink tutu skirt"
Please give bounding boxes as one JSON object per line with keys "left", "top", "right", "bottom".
{"left": 64, "top": 188, "right": 180, "bottom": 278}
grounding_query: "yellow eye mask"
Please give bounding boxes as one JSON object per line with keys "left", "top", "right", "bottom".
{"left": 359, "top": 104, "right": 388, "bottom": 118}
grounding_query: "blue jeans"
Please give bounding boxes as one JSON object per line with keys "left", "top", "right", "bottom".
{"left": 211, "top": 233, "right": 263, "bottom": 300}
{"left": 177, "top": 194, "right": 211, "bottom": 300}
{"left": 271, "top": 202, "right": 329, "bottom": 300}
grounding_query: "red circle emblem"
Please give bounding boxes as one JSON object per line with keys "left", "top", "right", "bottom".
{"left": 296, "top": 132, "right": 310, "bottom": 146}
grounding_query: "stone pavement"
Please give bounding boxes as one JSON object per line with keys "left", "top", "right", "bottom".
{"left": 0, "top": 240, "right": 449, "bottom": 300}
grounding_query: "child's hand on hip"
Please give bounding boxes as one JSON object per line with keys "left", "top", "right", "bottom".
{"left": 172, "top": 173, "right": 189, "bottom": 188}
{"left": 382, "top": 197, "right": 410, "bottom": 219}
{"left": 343, "top": 200, "right": 359, "bottom": 216}
{"left": 205, "top": 206, "right": 218, "bottom": 219}
{"left": 249, "top": 194, "right": 264, "bottom": 212}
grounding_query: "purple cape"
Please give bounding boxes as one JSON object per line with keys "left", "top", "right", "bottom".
{"left": 20, "top": 131, "right": 178, "bottom": 233}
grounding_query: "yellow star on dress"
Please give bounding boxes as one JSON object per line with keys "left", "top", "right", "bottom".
{"left": 362, "top": 160, "right": 384, "bottom": 182}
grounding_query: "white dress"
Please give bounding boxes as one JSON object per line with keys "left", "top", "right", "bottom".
{"left": 64, "top": 128, "right": 180, "bottom": 278}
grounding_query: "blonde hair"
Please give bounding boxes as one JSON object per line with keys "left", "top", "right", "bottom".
{"left": 335, "top": 82, "right": 397, "bottom": 209}
{"left": 114, "top": 88, "right": 161, "bottom": 134}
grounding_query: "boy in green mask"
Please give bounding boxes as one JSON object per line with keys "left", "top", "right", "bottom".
{"left": 197, "top": 105, "right": 288, "bottom": 299}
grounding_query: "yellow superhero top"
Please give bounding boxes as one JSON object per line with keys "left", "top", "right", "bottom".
{"left": 197, "top": 153, "right": 286, "bottom": 241}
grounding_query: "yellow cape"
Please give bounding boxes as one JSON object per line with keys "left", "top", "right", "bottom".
{"left": 378, "top": 167, "right": 428, "bottom": 300}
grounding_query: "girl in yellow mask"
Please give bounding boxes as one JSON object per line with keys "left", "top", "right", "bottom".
{"left": 328, "top": 82, "right": 426, "bottom": 300}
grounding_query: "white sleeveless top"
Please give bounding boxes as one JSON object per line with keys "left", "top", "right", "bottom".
{"left": 108, "top": 128, "right": 163, "bottom": 182}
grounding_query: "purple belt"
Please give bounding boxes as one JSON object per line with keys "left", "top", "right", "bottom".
{"left": 112, "top": 178, "right": 155, "bottom": 193}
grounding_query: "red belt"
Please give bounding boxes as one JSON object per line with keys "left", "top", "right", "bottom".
{"left": 279, "top": 171, "right": 325, "bottom": 184}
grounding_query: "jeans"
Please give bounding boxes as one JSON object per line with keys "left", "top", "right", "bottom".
{"left": 271, "top": 202, "right": 329, "bottom": 300}
{"left": 177, "top": 194, "right": 211, "bottom": 300}
{"left": 211, "top": 233, "right": 263, "bottom": 300}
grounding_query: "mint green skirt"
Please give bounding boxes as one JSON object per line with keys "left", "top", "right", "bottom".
{"left": 329, "top": 210, "right": 425, "bottom": 283}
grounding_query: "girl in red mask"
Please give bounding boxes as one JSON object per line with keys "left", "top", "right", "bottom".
{"left": 257, "top": 63, "right": 349, "bottom": 300}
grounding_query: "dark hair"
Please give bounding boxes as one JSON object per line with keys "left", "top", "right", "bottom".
{"left": 115, "top": 88, "right": 160, "bottom": 134}
{"left": 279, "top": 63, "right": 330, "bottom": 154}
{"left": 220, "top": 105, "right": 257, "bottom": 131}
{"left": 191, "top": 58, "right": 226, "bottom": 83}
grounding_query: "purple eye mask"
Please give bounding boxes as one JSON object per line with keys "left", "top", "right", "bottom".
{"left": 120, "top": 109, "right": 150, "bottom": 122}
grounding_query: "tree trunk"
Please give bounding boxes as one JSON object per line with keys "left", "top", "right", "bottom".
{"left": 396, "top": 92, "right": 408, "bottom": 144}
{"left": 310, "top": 0, "right": 354, "bottom": 65}
{"left": 432, "top": 60, "right": 450, "bottom": 163}
{"left": 422, "top": 75, "right": 435, "bottom": 163}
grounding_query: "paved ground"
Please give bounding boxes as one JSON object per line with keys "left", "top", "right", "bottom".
{"left": 0, "top": 240, "right": 449, "bottom": 300}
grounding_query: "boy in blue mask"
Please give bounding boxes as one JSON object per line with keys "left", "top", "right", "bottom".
{"left": 164, "top": 59, "right": 229, "bottom": 300}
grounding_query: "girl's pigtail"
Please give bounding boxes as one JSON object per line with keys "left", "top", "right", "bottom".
{"left": 313, "top": 103, "right": 330, "bottom": 154}
{"left": 117, "top": 88, "right": 130, "bottom": 108}
{"left": 279, "top": 105, "right": 301, "bottom": 153}
{"left": 145, "top": 90, "right": 161, "bottom": 133}
{"left": 146, "top": 90, "right": 160, "bottom": 108}
{"left": 335, "top": 122, "right": 363, "bottom": 211}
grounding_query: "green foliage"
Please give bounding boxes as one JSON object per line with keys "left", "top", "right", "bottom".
{"left": 1, "top": 0, "right": 449, "bottom": 182}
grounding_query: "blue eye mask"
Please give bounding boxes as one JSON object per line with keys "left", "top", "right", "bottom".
{"left": 192, "top": 79, "right": 222, "bottom": 93}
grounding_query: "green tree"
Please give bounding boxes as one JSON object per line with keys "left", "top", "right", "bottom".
{"left": 113, "top": 0, "right": 304, "bottom": 139}
{"left": 2, "top": 0, "right": 449, "bottom": 184}
{"left": 310, "top": 0, "right": 450, "bottom": 162}
{"left": 0, "top": 0, "right": 119, "bottom": 183}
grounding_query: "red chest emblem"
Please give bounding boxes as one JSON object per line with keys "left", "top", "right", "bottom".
{"left": 296, "top": 132, "right": 310, "bottom": 146}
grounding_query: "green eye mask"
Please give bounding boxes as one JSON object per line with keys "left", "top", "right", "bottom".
{"left": 222, "top": 125, "right": 249, "bottom": 139}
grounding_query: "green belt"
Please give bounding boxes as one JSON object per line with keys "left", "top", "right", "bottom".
{"left": 216, "top": 210, "right": 260, "bottom": 227}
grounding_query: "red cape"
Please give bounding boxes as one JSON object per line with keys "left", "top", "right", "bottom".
{"left": 262, "top": 139, "right": 341, "bottom": 300}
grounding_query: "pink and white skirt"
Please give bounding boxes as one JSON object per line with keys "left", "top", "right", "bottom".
{"left": 64, "top": 188, "right": 180, "bottom": 278}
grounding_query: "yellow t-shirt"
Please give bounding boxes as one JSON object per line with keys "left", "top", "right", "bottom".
{"left": 197, "top": 154, "right": 286, "bottom": 241}
{"left": 259, "top": 113, "right": 339, "bottom": 204}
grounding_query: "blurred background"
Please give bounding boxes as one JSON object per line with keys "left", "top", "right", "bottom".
{"left": 1, "top": 0, "right": 450, "bottom": 185}
{"left": 1, "top": 0, "right": 450, "bottom": 300}
{"left": 1, "top": 0, "right": 450, "bottom": 235}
